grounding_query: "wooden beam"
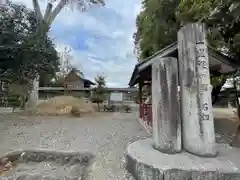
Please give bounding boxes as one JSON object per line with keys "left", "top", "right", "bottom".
{"left": 208, "top": 48, "right": 240, "bottom": 69}
{"left": 210, "top": 64, "right": 221, "bottom": 72}
{"left": 138, "top": 43, "right": 177, "bottom": 71}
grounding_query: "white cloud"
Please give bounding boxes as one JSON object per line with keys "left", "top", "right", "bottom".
{"left": 11, "top": 0, "right": 141, "bottom": 87}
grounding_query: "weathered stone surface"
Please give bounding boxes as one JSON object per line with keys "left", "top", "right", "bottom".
{"left": 178, "top": 23, "right": 216, "bottom": 157}
{"left": 191, "top": 171, "right": 220, "bottom": 180}
{"left": 164, "top": 169, "right": 191, "bottom": 180}
{"left": 151, "top": 57, "right": 181, "bottom": 154}
{"left": 126, "top": 138, "right": 240, "bottom": 180}
{"left": 0, "top": 150, "right": 95, "bottom": 180}
{"left": 222, "top": 173, "right": 240, "bottom": 180}
{"left": 126, "top": 153, "right": 163, "bottom": 180}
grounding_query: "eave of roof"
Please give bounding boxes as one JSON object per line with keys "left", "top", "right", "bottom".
{"left": 129, "top": 42, "right": 240, "bottom": 87}
{"left": 39, "top": 87, "right": 137, "bottom": 92}
{"left": 83, "top": 79, "right": 95, "bottom": 85}
{"left": 128, "top": 42, "right": 178, "bottom": 87}
{"left": 137, "top": 42, "right": 178, "bottom": 71}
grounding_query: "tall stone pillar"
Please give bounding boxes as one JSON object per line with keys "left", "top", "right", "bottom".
{"left": 178, "top": 23, "right": 216, "bottom": 157}
{"left": 152, "top": 57, "right": 181, "bottom": 153}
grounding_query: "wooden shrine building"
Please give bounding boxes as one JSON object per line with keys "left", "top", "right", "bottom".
{"left": 129, "top": 41, "right": 240, "bottom": 127}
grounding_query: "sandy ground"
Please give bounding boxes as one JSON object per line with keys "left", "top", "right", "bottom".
{"left": 0, "top": 112, "right": 149, "bottom": 180}
{"left": 213, "top": 108, "right": 237, "bottom": 121}
{"left": 0, "top": 107, "right": 239, "bottom": 179}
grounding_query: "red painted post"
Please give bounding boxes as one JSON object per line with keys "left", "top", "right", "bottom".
{"left": 147, "top": 104, "right": 152, "bottom": 126}
{"left": 145, "top": 104, "right": 152, "bottom": 126}
{"left": 144, "top": 104, "right": 148, "bottom": 122}
{"left": 140, "top": 104, "right": 144, "bottom": 118}
{"left": 139, "top": 83, "right": 143, "bottom": 118}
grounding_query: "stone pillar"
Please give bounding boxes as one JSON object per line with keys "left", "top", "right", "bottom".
{"left": 178, "top": 23, "right": 216, "bottom": 157}
{"left": 152, "top": 57, "right": 181, "bottom": 153}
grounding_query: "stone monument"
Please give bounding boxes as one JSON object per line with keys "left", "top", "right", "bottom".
{"left": 178, "top": 23, "right": 216, "bottom": 157}
{"left": 126, "top": 23, "right": 240, "bottom": 180}
{"left": 152, "top": 57, "right": 181, "bottom": 154}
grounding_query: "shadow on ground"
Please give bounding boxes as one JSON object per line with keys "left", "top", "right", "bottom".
{"left": 214, "top": 117, "right": 239, "bottom": 144}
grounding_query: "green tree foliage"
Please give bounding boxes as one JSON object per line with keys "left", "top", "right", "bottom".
{"left": 176, "top": 0, "right": 219, "bottom": 23}
{"left": 134, "top": 0, "right": 180, "bottom": 59}
{"left": 0, "top": 2, "right": 59, "bottom": 104}
{"left": 134, "top": 0, "right": 240, "bottom": 60}
{"left": 91, "top": 75, "right": 106, "bottom": 111}
{"left": 28, "top": 0, "right": 105, "bottom": 107}
{"left": 134, "top": 0, "right": 240, "bottom": 104}
{"left": 7, "top": 91, "right": 21, "bottom": 112}
{"left": 177, "top": 0, "right": 240, "bottom": 58}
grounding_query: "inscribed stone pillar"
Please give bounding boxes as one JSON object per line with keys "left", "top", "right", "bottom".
{"left": 177, "top": 23, "right": 216, "bottom": 157}
{"left": 152, "top": 57, "right": 181, "bottom": 153}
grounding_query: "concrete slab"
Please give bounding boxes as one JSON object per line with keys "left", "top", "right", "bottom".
{"left": 126, "top": 138, "right": 240, "bottom": 180}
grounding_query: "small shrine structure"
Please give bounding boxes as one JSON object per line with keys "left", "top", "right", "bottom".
{"left": 129, "top": 26, "right": 239, "bottom": 130}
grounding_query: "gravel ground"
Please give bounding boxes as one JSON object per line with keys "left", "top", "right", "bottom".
{"left": 0, "top": 111, "right": 237, "bottom": 180}
{"left": 0, "top": 112, "right": 149, "bottom": 180}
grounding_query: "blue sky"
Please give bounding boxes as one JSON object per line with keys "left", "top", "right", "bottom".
{"left": 12, "top": 0, "right": 141, "bottom": 87}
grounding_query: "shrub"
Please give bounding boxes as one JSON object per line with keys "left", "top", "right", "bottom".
{"left": 7, "top": 92, "right": 21, "bottom": 112}
{"left": 70, "top": 106, "right": 81, "bottom": 117}
{"left": 123, "top": 105, "right": 131, "bottom": 113}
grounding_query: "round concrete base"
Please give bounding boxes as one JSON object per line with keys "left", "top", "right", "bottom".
{"left": 125, "top": 138, "right": 240, "bottom": 180}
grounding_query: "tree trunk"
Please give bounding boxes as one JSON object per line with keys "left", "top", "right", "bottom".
{"left": 152, "top": 57, "right": 181, "bottom": 154}
{"left": 28, "top": 0, "right": 68, "bottom": 109}
{"left": 27, "top": 75, "right": 39, "bottom": 110}
{"left": 27, "top": 0, "right": 69, "bottom": 109}
{"left": 19, "top": 95, "right": 24, "bottom": 109}
{"left": 97, "top": 103, "right": 100, "bottom": 112}
{"left": 26, "top": 21, "right": 48, "bottom": 109}
{"left": 178, "top": 23, "right": 216, "bottom": 157}
{"left": 233, "top": 77, "right": 240, "bottom": 119}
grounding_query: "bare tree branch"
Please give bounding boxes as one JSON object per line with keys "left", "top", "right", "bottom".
{"left": 49, "top": 0, "right": 105, "bottom": 25}
{"left": 48, "top": 0, "right": 68, "bottom": 25}
{"left": 32, "top": 0, "right": 43, "bottom": 20}
{"left": 44, "top": 3, "right": 53, "bottom": 24}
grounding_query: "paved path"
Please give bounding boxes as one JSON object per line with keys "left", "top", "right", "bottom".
{"left": 0, "top": 113, "right": 149, "bottom": 180}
